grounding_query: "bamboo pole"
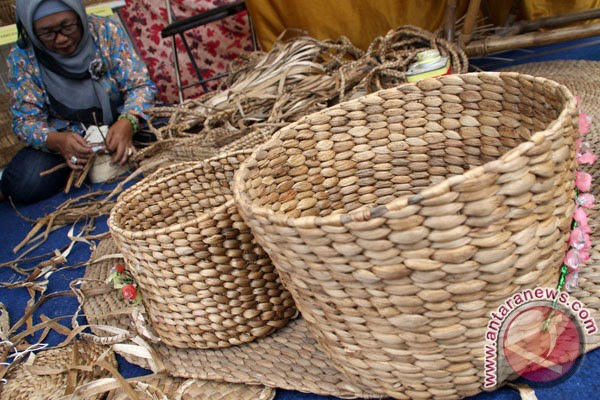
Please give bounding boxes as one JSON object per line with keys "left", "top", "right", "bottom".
{"left": 502, "top": 8, "right": 600, "bottom": 36}
{"left": 461, "top": 0, "right": 482, "bottom": 45}
{"left": 466, "top": 21, "right": 600, "bottom": 56}
{"left": 444, "top": 0, "right": 458, "bottom": 42}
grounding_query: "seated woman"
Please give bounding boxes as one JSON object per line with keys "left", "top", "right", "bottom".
{"left": 2, "top": 0, "right": 157, "bottom": 204}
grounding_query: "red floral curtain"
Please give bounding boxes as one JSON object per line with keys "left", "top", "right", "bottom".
{"left": 120, "top": 0, "right": 253, "bottom": 103}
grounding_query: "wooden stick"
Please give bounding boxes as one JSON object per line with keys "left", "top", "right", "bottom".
{"left": 64, "top": 340, "right": 80, "bottom": 395}
{"left": 64, "top": 170, "right": 76, "bottom": 193}
{"left": 74, "top": 153, "right": 96, "bottom": 188}
{"left": 40, "top": 162, "right": 67, "bottom": 177}
{"left": 444, "top": 0, "right": 458, "bottom": 42}
{"left": 13, "top": 217, "right": 48, "bottom": 253}
{"left": 461, "top": 0, "right": 482, "bottom": 45}
{"left": 466, "top": 21, "right": 600, "bottom": 56}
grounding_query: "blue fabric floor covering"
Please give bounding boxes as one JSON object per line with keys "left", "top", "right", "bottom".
{"left": 2, "top": 37, "right": 600, "bottom": 399}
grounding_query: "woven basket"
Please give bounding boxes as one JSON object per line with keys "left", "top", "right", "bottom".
{"left": 0, "top": 0, "right": 14, "bottom": 26}
{"left": 233, "top": 72, "right": 578, "bottom": 399}
{"left": 118, "top": 161, "right": 201, "bottom": 204}
{"left": 0, "top": 92, "right": 23, "bottom": 168}
{"left": 108, "top": 150, "right": 296, "bottom": 349}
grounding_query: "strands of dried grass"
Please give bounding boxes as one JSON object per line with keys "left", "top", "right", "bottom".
{"left": 12, "top": 159, "right": 166, "bottom": 255}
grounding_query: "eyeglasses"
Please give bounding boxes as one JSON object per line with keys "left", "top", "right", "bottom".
{"left": 36, "top": 21, "right": 80, "bottom": 42}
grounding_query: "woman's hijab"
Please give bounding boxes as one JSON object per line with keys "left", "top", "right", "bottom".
{"left": 15, "top": 0, "right": 116, "bottom": 125}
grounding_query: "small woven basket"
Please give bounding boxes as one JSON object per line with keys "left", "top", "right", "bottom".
{"left": 233, "top": 72, "right": 578, "bottom": 398}
{"left": 108, "top": 150, "right": 296, "bottom": 349}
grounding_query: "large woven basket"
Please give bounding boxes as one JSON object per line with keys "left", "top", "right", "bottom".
{"left": 108, "top": 150, "right": 296, "bottom": 349}
{"left": 233, "top": 72, "right": 578, "bottom": 399}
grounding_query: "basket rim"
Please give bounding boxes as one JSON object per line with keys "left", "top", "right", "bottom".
{"left": 233, "top": 71, "right": 577, "bottom": 228}
{"left": 117, "top": 160, "right": 202, "bottom": 203}
{"left": 108, "top": 148, "right": 253, "bottom": 240}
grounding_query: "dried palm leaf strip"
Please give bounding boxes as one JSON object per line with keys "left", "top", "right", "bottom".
{"left": 13, "top": 159, "right": 166, "bottom": 254}
{"left": 58, "top": 373, "right": 275, "bottom": 400}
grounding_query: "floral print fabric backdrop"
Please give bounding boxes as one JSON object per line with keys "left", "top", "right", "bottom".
{"left": 120, "top": 0, "right": 254, "bottom": 103}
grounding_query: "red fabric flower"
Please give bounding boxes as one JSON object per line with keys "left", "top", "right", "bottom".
{"left": 122, "top": 284, "right": 138, "bottom": 301}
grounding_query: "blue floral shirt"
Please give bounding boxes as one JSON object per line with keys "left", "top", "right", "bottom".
{"left": 7, "top": 15, "right": 157, "bottom": 150}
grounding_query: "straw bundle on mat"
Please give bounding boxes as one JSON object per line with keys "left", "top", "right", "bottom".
{"left": 108, "top": 151, "right": 296, "bottom": 349}
{"left": 233, "top": 72, "right": 578, "bottom": 399}
{"left": 144, "top": 38, "right": 343, "bottom": 140}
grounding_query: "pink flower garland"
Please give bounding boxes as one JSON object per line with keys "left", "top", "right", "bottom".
{"left": 564, "top": 97, "right": 596, "bottom": 292}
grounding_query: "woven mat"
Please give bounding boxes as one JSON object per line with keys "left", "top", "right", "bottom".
{"left": 82, "top": 239, "right": 378, "bottom": 398}
{"left": 81, "top": 60, "right": 600, "bottom": 399}
{"left": 0, "top": 341, "right": 116, "bottom": 400}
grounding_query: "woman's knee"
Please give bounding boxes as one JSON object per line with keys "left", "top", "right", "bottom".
{"left": 1, "top": 147, "right": 69, "bottom": 204}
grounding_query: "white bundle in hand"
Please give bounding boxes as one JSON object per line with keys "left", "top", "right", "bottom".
{"left": 84, "top": 125, "right": 128, "bottom": 183}
{"left": 84, "top": 125, "right": 109, "bottom": 145}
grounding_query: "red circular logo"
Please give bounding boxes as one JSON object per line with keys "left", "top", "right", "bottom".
{"left": 502, "top": 305, "right": 582, "bottom": 383}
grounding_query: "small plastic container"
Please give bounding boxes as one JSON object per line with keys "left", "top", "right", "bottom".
{"left": 406, "top": 49, "right": 451, "bottom": 82}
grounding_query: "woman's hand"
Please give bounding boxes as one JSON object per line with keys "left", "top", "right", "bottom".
{"left": 46, "top": 131, "right": 93, "bottom": 170}
{"left": 106, "top": 118, "right": 136, "bottom": 165}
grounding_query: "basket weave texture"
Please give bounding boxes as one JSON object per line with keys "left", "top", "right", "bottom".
{"left": 233, "top": 72, "right": 578, "bottom": 399}
{"left": 0, "top": 0, "right": 14, "bottom": 26}
{"left": 108, "top": 150, "right": 296, "bottom": 349}
{"left": 0, "top": 92, "right": 23, "bottom": 168}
